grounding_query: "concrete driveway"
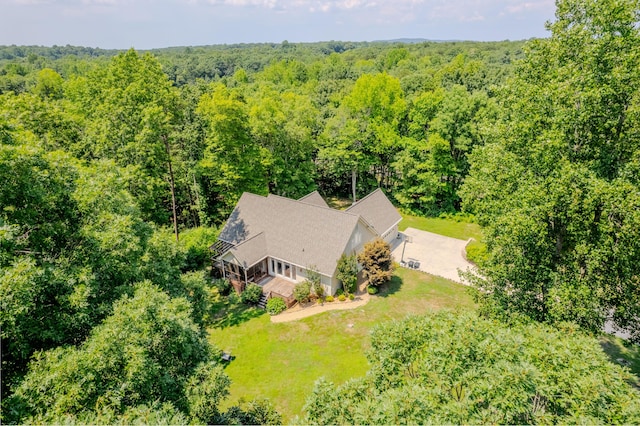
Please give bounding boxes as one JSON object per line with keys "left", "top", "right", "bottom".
{"left": 391, "top": 227, "right": 476, "bottom": 284}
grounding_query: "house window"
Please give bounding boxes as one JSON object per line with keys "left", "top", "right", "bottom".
{"left": 271, "top": 259, "right": 275, "bottom": 274}
{"left": 292, "top": 267, "right": 296, "bottom": 280}
{"left": 277, "top": 261, "right": 283, "bottom": 275}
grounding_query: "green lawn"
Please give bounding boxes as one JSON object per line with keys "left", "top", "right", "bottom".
{"left": 599, "top": 335, "right": 640, "bottom": 389}
{"left": 399, "top": 213, "right": 483, "bottom": 241}
{"left": 207, "top": 268, "right": 476, "bottom": 421}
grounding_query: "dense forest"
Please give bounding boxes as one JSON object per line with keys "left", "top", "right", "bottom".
{"left": 2, "top": 0, "right": 640, "bottom": 422}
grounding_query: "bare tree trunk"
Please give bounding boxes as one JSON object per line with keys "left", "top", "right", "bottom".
{"left": 164, "top": 135, "right": 179, "bottom": 242}
{"left": 351, "top": 168, "right": 357, "bottom": 204}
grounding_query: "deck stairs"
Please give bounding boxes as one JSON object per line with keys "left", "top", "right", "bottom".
{"left": 257, "top": 293, "right": 268, "bottom": 309}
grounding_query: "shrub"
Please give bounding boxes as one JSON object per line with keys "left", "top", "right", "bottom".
{"left": 312, "top": 280, "right": 324, "bottom": 300}
{"left": 241, "top": 283, "right": 262, "bottom": 305}
{"left": 325, "top": 295, "right": 334, "bottom": 302}
{"left": 367, "top": 286, "right": 378, "bottom": 295}
{"left": 466, "top": 240, "right": 488, "bottom": 265}
{"left": 349, "top": 294, "right": 355, "bottom": 300}
{"left": 338, "top": 294, "right": 346, "bottom": 302}
{"left": 294, "top": 281, "right": 312, "bottom": 303}
{"left": 215, "top": 279, "right": 232, "bottom": 296}
{"left": 336, "top": 253, "right": 358, "bottom": 295}
{"left": 227, "top": 292, "right": 240, "bottom": 305}
{"left": 266, "top": 298, "right": 286, "bottom": 315}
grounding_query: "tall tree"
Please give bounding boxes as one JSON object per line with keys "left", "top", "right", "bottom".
{"left": 196, "top": 83, "right": 268, "bottom": 223}
{"left": 461, "top": 0, "right": 640, "bottom": 341}
{"left": 67, "top": 49, "right": 182, "bottom": 238}
{"left": 320, "top": 73, "right": 405, "bottom": 202}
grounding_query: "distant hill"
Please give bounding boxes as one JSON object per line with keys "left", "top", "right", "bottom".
{"left": 373, "top": 38, "right": 460, "bottom": 43}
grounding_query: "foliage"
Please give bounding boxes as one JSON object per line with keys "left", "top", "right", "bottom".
{"left": 293, "top": 280, "right": 312, "bottom": 303}
{"left": 224, "top": 398, "right": 282, "bottom": 425}
{"left": 338, "top": 294, "right": 346, "bottom": 302}
{"left": 325, "top": 295, "right": 334, "bottom": 302}
{"left": 358, "top": 238, "right": 393, "bottom": 287}
{"left": 179, "top": 226, "right": 219, "bottom": 271}
{"left": 4, "top": 282, "right": 219, "bottom": 423}
{"left": 367, "top": 286, "right": 378, "bottom": 295}
{"left": 265, "top": 297, "right": 286, "bottom": 315}
{"left": 185, "top": 361, "right": 231, "bottom": 424}
{"left": 460, "top": 0, "right": 640, "bottom": 341}
{"left": 336, "top": 253, "right": 358, "bottom": 295}
{"left": 240, "top": 283, "right": 262, "bottom": 305}
{"left": 303, "top": 312, "right": 640, "bottom": 424}
{"left": 464, "top": 239, "right": 487, "bottom": 265}
{"left": 215, "top": 278, "right": 232, "bottom": 296}
{"left": 305, "top": 265, "right": 324, "bottom": 299}
{"left": 349, "top": 293, "right": 355, "bottom": 300}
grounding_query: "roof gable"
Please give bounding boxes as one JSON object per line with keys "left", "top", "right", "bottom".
{"left": 298, "top": 190, "right": 330, "bottom": 208}
{"left": 345, "top": 188, "right": 402, "bottom": 235}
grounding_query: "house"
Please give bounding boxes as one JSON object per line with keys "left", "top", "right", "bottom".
{"left": 211, "top": 189, "right": 401, "bottom": 304}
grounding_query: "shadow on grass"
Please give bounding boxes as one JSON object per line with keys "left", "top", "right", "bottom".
{"left": 207, "top": 293, "right": 265, "bottom": 329}
{"left": 599, "top": 335, "right": 640, "bottom": 389}
{"left": 374, "top": 275, "right": 403, "bottom": 298}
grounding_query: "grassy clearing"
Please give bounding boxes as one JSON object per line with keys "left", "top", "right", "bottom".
{"left": 207, "top": 268, "right": 476, "bottom": 421}
{"left": 399, "top": 213, "right": 483, "bottom": 241}
{"left": 599, "top": 335, "right": 640, "bottom": 389}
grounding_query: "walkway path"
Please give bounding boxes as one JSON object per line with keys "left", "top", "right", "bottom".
{"left": 270, "top": 293, "right": 370, "bottom": 323}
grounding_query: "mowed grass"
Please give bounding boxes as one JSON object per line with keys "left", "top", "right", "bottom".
{"left": 399, "top": 213, "right": 483, "bottom": 241}
{"left": 207, "top": 268, "right": 476, "bottom": 421}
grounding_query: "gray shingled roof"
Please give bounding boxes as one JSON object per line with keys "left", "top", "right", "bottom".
{"left": 228, "top": 232, "right": 267, "bottom": 268}
{"left": 298, "top": 190, "right": 329, "bottom": 208}
{"left": 345, "top": 188, "right": 402, "bottom": 235}
{"left": 218, "top": 193, "right": 365, "bottom": 277}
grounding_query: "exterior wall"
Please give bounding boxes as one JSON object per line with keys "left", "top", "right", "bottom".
{"left": 345, "top": 221, "right": 377, "bottom": 255}
{"left": 267, "top": 256, "right": 306, "bottom": 284}
{"left": 381, "top": 224, "right": 400, "bottom": 245}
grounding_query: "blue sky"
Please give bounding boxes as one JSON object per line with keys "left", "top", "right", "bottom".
{"left": 2, "top": 0, "right": 556, "bottom": 49}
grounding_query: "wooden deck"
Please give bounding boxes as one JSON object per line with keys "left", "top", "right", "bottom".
{"left": 257, "top": 275, "right": 295, "bottom": 299}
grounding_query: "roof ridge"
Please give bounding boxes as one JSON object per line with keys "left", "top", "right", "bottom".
{"left": 345, "top": 187, "right": 384, "bottom": 211}
{"left": 268, "top": 193, "right": 362, "bottom": 218}
{"left": 231, "top": 230, "right": 265, "bottom": 249}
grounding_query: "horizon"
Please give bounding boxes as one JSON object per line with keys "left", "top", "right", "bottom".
{"left": 1, "top": 1, "right": 555, "bottom": 51}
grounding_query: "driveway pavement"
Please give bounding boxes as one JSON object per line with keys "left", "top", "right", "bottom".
{"left": 391, "top": 227, "right": 476, "bottom": 284}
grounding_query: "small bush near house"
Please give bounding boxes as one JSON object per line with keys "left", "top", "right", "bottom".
{"left": 215, "top": 278, "right": 232, "bottom": 296}
{"left": 325, "top": 295, "right": 334, "bottom": 302}
{"left": 338, "top": 294, "right": 346, "bottom": 302}
{"left": 349, "top": 294, "right": 355, "bottom": 300}
{"left": 367, "top": 286, "right": 378, "bottom": 295}
{"left": 266, "top": 298, "right": 286, "bottom": 315}
{"left": 241, "top": 283, "right": 262, "bottom": 305}
{"left": 294, "top": 281, "right": 312, "bottom": 303}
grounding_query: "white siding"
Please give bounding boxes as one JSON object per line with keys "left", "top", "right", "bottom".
{"left": 345, "top": 221, "right": 377, "bottom": 255}
{"left": 381, "top": 224, "right": 400, "bottom": 245}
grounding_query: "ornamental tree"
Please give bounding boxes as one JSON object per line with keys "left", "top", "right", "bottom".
{"left": 357, "top": 238, "right": 393, "bottom": 287}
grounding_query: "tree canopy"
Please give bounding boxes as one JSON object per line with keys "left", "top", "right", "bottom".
{"left": 304, "top": 312, "right": 640, "bottom": 424}
{"left": 461, "top": 0, "right": 640, "bottom": 342}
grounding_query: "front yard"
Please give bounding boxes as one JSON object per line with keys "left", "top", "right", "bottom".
{"left": 207, "top": 268, "right": 476, "bottom": 421}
